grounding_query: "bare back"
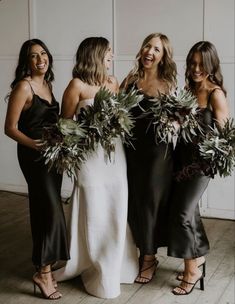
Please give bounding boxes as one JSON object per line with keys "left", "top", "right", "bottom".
{"left": 61, "top": 75, "right": 119, "bottom": 119}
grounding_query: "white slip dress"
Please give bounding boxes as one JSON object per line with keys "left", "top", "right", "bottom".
{"left": 53, "top": 99, "right": 138, "bottom": 299}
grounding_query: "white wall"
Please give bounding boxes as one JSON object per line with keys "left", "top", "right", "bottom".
{"left": 0, "top": 0, "right": 234, "bottom": 219}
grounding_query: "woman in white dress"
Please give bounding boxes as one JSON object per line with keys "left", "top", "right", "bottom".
{"left": 53, "top": 37, "right": 138, "bottom": 299}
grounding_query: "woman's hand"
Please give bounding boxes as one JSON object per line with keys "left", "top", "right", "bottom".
{"left": 34, "top": 139, "right": 47, "bottom": 151}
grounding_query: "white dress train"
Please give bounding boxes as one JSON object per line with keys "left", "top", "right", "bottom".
{"left": 53, "top": 99, "right": 138, "bottom": 299}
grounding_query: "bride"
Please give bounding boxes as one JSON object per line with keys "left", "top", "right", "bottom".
{"left": 53, "top": 37, "right": 138, "bottom": 299}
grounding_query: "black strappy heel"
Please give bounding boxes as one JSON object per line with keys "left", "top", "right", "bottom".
{"left": 135, "top": 258, "right": 159, "bottom": 284}
{"left": 176, "top": 260, "right": 206, "bottom": 281}
{"left": 172, "top": 275, "right": 204, "bottom": 295}
{"left": 34, "top": 266, "right": 58, "bottom": 288}
{"left": 33, "top": 270, "right": 61, "bottom": 300}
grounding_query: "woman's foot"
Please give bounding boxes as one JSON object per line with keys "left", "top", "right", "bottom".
{"left": 135, "top": 255, "right": 158, "bottom": 284}
{"left": 173, "top": 268, "right": 204, "bottom": 295}
{"left": 34, "top": 271, "right": 58, "bottom": 288}
{"left": 51, "top": 274, "right": 58, "bottom": 288}
{"left": 33, "top": 270, "right": 62, "bottom": 299}
{"left": 176, "top": 256, "right": 206, "bottom": 281}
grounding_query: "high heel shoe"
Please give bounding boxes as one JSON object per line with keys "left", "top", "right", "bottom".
{"left": 33, "top": 270, "right": 62, "bottom": 300}
{"left": 135, "top": 258, "right": 159, "bottom": 284}
{"left": 172, "top": 275, "right": 204, "bottom": 295}
{"left": 34, "top": 271, "right": 58, "bottom": 288}
{"left": 176, "top": 260, "right": 206, "bottom": 281}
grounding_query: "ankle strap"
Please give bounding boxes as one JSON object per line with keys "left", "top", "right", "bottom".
{"left": 143, "top": 258, "right": 156, "bottom": 262}
{"left": 39, "top": 270, "right": 51, "bottom": 274}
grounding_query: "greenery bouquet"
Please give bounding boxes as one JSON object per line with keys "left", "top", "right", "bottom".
{"left": 145, "top": 88, "right": 203, "bottom": 146}
{"left": 41, "top": 87, "right": 143, "bottom": 176}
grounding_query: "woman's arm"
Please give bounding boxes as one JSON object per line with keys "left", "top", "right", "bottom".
{"left": 61, "top": 79, "right": 81, "bottom": 119}
{"left": 4, "top": 81, "right": 41, "bottom": 150}
{"left": 210, "top": 89, "right": 230, "bottom": 127}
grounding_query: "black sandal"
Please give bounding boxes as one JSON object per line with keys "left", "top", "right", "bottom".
{"left": 135, "top": 259, "right": 159, "bottom": 284}
{"left": 33, "top": 270, "right": 62, "bottom": 300}
{"left": 172, "top": 275, "right": 204, "bottom": 295}
{"left": 176, "top": 261, "right": 206, "bottom": 281}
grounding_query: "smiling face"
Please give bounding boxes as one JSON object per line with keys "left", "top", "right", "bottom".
{"left": 189, "top": 51, "right": 209, "bottom": 83}
{"left": 28, "top": 44, "right": 49, "bottom": 75}
{"left": 140, "top": 37, "right": 164, "bottom": 70}
{"left": 104, "top": 45, "right": 113, "bottom": 70}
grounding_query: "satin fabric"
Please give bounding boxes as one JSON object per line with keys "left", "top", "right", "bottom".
{"left": 17, "top": 93, "right": 70, "bottom": 266}
{"left": 167, "top": 164, "right": 210, "bottom": 258}
{"left": 167, "top": 106, "right": 213, "bottom": 259}
{"left": 125, "top": 85, "right": 173, "bottom": 255}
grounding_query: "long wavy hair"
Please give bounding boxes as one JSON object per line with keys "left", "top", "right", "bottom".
{"left": 10, "top": 39, "right": 54, "bottom": 89}
{"left": 125, "top": 33, "right": 177, "bottom": 92}
{"left": 185, "top": 41, "right": 226, "bottom": 95}
{"left": 72, "top": 37, "right": 109, "bottom": 86}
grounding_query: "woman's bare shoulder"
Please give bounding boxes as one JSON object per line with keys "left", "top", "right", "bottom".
{"left": 9, "top": 79, "right": 33, "bottom": 102}
{"left": 13, "top": 79, "right": 32, "bottom": 92}
{"left": 67, "top": 78, "right": 85, "bottom": 89}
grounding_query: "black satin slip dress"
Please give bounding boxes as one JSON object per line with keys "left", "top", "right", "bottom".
{"left": 17, "top": 82, "right": 70, "bottom": 267}
{"left": 125, "top": 84, "right": 173, "bottom": 255}
{"left": 167, "top": 89, "right": 218, "bottom": 259}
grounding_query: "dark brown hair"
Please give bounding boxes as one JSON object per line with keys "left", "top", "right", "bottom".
{"left": 11, "top": 39, "right": 54, "bottom": 89}
{"left": 185, "top": 41, "right": 226, "bottom": 95}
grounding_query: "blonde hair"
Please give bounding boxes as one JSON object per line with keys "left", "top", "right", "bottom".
{"left": 126, "top": 33, "right": 177, "bottom": 91}
{"left": 72, "top": 37, "right": 109, "bottom": 86}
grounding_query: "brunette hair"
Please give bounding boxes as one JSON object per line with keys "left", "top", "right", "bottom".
{"left": 185, "top": 41, "right": 226, "bottom": 95}
{"left": 11, "top": 39, "right": 54, "bottom": 89}
{"left": 72, "top": 37, "right": 110, "bottom": 85}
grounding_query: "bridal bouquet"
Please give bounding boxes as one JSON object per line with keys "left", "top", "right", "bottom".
{"left": 175, "top": 118, "right": 235, "bottom": 181}
{"left": 145, "top": 88, "right": 203, "bottom": 146}
{"left": 78, "top": 86, "right": 143, "bottom": 160}
{"left": 42, "top": 87, "right": 143, "bottom": 176}
{"left": 41, "top": 118, "right": 88, "bottom": 178}
{"left": 198, "top": 118, "right": 235, "bottom": 177}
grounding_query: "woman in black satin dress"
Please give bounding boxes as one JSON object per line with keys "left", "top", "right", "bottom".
{"left": 168, "top": 41, "right": 229, "bottom": 295}
{"left": 4, "top": 39, "right": 70, "bottom": 300}
{"left": 121, "top": 33, "right": 177, "bottom": 284}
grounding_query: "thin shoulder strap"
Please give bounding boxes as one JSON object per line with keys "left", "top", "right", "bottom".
{"left": 24, "top": 79, "right": 35, "bottom": 95}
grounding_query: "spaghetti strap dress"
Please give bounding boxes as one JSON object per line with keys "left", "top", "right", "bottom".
{"left": 125, "top": 83, "right": 173, "bottom": 255}
{"left": 17, "top": 81, "right": 70, "bottom": 266}
{"left": 167, "top": 89, "right": 218, "bottom": 259}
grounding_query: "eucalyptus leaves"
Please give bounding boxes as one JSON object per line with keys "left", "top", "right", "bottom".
{"left": 42, "top": 119, "right": 87, "bottom": 178}
{"left": 41, "top": 87, "right": 143, "bottom": 177}
{"left": 78, "top": 86, "right": 143, "bottom": 159}
{"left": 146, "top": 88, "right": 203, "bottom": 146}
{"left": 143, "top": 88, "right": 235, "bottom": 178}
{"left": 42, "top": 86, "right": 235, "bottom": 179}
{"left": 175, "top": 118, "right": 235, "bottom": 180}
{"left": 198, "top": 118, "right": 235, "bottom": 177}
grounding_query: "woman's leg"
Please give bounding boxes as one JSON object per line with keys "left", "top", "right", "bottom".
{"left": 172, "top": 258, "right": 204, "bottom": 295}
{"left": 135, "top": 254, "right": 158, "bottom": 284}
{"left": 33, "top": 264, "right": 62, "bottom": 299}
